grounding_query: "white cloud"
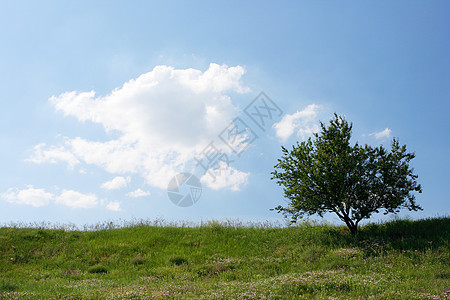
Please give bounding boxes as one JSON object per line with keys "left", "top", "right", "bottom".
{"left": 371, "top": 128, "right": 392, "bottom": 140}
{"left": 101, "top": 176, "right": 130, "bottom": 190}
{"left": 126, "top": 188, "right": 151, "bottom": 198}
{"left": 27, "top": 143, "right": 79, "bottom": 169}
{"left": 55, "top": 190, "right": 99, "bottom": 209}
{"left": 105, "top": 201, "right": 121, "bottom": 211}
{"left": 29, "top": 63, "right": 251, "bottom": 190}
{"left": 200, "top": 162, "right": 250, "bottom": 191}
{"left": 1, "top": 185, "right": 53, "bottom": 207}
{"left": 1, "top": 186, "right": 107, "bottom": 210}
{"left": 273, "top": 104, "right": 321, "bottom": 141}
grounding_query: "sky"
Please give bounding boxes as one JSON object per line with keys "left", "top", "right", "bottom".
{"left": 0, "top": 1, "right": 449, "bottom": 227}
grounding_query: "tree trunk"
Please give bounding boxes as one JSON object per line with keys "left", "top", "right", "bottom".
{"left": 348, "top": 224, "right": 358, "bottom": 235}
{"left": 334, "top": 211, "right": 359, "bottom": 235}
{"left": 342, "top": 215, "right": 358, "bottom": 235}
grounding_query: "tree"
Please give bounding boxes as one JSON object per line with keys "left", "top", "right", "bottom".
{"left": 271, "top": 114, "right": 422, "bottom": 234}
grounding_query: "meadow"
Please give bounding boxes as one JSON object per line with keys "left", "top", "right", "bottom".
{"left": 0, "top": 217, "right": 448, "bottom": 299}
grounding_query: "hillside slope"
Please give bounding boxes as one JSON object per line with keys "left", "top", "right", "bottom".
{"left": 0, "top": 217, "right": 449, "bottom": 299}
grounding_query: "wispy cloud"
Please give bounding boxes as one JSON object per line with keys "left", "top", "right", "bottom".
{"left": 27, "top": 143, "right": 79, "bottom": 169}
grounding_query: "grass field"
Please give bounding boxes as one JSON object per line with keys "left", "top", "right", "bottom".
{"left": 0, "top": 217, "right": 449, "bottom": 299}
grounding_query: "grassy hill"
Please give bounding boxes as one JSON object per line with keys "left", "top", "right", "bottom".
{"left": 0, "top": 217, "right": 449, "bottom": 299}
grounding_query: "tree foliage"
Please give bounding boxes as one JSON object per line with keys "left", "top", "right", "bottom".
{"left": 271, "top": 114, "right": 422, "bottom": 234}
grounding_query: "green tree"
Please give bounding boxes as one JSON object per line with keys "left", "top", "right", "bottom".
{"left": 271, "top": 114, "right": 422, "bottom": 234}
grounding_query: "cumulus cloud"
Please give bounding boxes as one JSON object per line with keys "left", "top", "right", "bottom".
{"left": 126, "top": 188, "right": 151, "bottom": 198}
{"left": 200, "top": 162, "right": 250, "bottom": 191}
{"left": 1, "top": 186, "right": 112, "bottom": 209}
{"left": 55, "top": 190, "right": 99, "bottom": 209}
{"left": 1, "top": 185, "right": 53, "bottom": 207}
{"left": 105, "top": 201, "right": 121, "bottom": 211}
{"left": 273, "top": 104, "right": 321, "bottom": 141}
{"left": 370, "top": 128, "right": 392, "bottom": 140}
{"left": 29, "top": 63, "right": 251, "bottom": 190}
{"left": 101, "top": 176, "right": 130, "bottom": 190}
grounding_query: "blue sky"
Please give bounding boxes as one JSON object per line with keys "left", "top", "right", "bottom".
{"left": 1, "top": 1, "right": 449, "bottom": 227}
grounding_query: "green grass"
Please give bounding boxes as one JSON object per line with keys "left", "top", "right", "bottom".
{"left": 0, "top": 217, "right": 448, "bottom": 299}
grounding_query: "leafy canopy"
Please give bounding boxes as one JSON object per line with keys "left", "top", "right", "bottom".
{"left": 271, "top": 114, "right": 422, "bottom": 234}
